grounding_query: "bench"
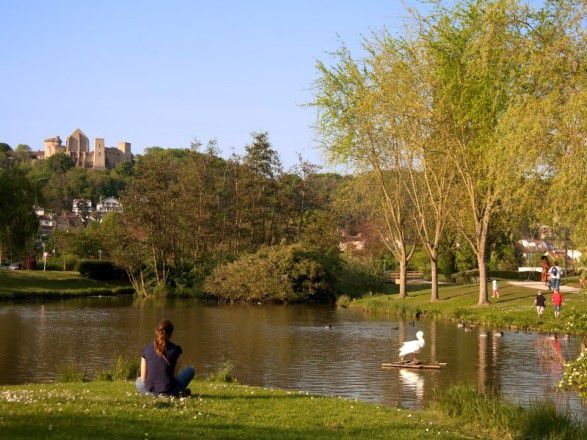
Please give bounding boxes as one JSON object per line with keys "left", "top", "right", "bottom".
{"left": 388, "top": 271, "right": 424, "bottom": 284}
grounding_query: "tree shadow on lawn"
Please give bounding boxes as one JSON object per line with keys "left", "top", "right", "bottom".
{"left": 1, "top": 412, "right": 454, "bottom": 440}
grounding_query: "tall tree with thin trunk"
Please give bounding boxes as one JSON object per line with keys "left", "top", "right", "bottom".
{"left": 313, "top": 45, "right": 417, "bottom": 298}
{"left": 422, "top": 0, "right": 579, "bottom": 304}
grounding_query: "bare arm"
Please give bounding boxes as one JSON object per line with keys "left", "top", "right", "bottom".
{"left": 140, "top": 357, "right": 147, "bottom": 382}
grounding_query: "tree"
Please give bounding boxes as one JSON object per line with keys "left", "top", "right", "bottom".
{"left": 14, "top": 144, "right": 33, "bottom": 162}
{"left": 422, "top": 0, "right": 583, "bottom": 304}
{"left": 46, "top": 153, "right": 75, "bottom": 174}
{"left": 0, "top": 160, "right": 38, "bottom": 264}
{"left": 0, "top": 143, "right": 11, "bottom": 155}
{"left": 369, "top": 33, "right": 455, "bottom": 301}
{"left": 313, "top": 41, "right": 419, "bottom": 298}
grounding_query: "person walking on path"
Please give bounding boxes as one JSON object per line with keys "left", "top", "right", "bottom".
{"left": 136, "top": 319, "right": 195, "bottom": 396}
{"left": 551, "top": 289, "right": 564, "bottom": 318}
{"left": 549, "top": 261, "right": 562, "bottom": 291}
{"left": 534, "top": 291, "right": 546, "bottom": 317}
{"left": 492, "top": 279, "right": 500, "bottom": 298}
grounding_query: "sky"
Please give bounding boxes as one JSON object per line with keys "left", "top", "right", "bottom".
{"left": 0, "top": 0, "right": 437, "bottom": 168}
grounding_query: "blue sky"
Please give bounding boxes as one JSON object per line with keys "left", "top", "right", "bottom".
{"left": 0, "top": 1, "right": 462, "bottom": 168}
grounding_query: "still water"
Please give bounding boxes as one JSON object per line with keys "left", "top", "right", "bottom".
{"left": 0, "top": 297, "right": 584, "bottom": 419}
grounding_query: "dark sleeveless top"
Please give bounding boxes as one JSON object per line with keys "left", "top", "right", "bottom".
{"left": 142, "top": 341, "right": 182, "bottom": 395}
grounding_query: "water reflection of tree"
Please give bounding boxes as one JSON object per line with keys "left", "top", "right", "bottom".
{"left": 478, "top": 328, "right": 487, "bottom": 393}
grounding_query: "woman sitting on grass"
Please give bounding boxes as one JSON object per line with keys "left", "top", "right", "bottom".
{"left": 135, "top": 319, "right": 195, "bottom": 396}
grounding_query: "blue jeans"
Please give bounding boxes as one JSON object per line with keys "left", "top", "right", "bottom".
{"left": 135, "top": 366, "right": 195, "bottom": 395}
{"left": 552, "top": 278, "right": 560, "bottom": 290}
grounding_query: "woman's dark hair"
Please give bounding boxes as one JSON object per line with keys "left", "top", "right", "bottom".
{"left": 154, "top": 320, "right": 174, "bottom": 358}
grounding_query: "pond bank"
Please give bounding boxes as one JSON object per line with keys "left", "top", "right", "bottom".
{"left": 0, "top": 270, "right": 134, "bottom": 300}
{"left": 0, "top": 381, "right": 582, "bottom": 439}
{"left": 347, "top": 282, "right": 587, "bottom": 336}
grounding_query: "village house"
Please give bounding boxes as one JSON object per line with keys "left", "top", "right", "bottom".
{"left": 96, "top": 197, "right": 123, "bottom": 214}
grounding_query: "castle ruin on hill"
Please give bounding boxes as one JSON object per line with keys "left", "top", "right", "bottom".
{"left": 43, "top": 128, "right": 132, "bottom": 170}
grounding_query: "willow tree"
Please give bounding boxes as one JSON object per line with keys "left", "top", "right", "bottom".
{"left": 313, "top": 43, "right": 418, "bottom": 298}
{"left": 422, "top": 0, "right": 582, "bottom": 305}
{"left": 370, "top": 34, "right": 455, "bottom": 301}
{"left": 533, "top": 1, "right": 586, "bottom": 253}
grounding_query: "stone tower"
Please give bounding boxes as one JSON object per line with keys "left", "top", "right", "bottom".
{"left": 117, "top": 141, "right": 132, "bottom": 161}
{"left": 43, "top": 136, "right": 64, "bottom": 157}
{"left": 66, "top": 129, "right": 89, "bottom": 167}
{"left": 93, "top": 138, "right": 106, "bottom": 169}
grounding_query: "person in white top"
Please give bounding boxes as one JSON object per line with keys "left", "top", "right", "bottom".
{"left": 549, "top": 262, "right": 561, "bottom": 291}
{"left": 492, "top": 279, "right": 499, "bottom": 298}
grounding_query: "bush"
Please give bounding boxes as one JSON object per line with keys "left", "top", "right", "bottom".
{"left": 450, "top": 269, "right": 479, "bottom": 284}
{"left": 207, "top": 361, "right": 236, "bottom": 383}
{"left": 56, "top": 362, "right": 86, "bottom": 383}
{"left": 204, "top": 244, "right": 338, "bottom": 303}
{"left": 336, "top": 294, "right": 351, "bottom": 308}
{"left": 95, "top": 356, "right": 140, "bottom": 382}
{"left": 559, "top": 350, "right": 587, "bottom": 400}
{"left": 333, "top": 258, "right": 389, "bottom": 297}
{"left": 77, "top": 260, "right": 127, "bottom": 281}
{"left": 44, "top": 255, "right": 77, "bottom": 271}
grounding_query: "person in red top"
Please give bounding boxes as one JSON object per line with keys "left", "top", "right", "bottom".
{"left": 551, "top": 289, "right": 564, "bottom": 318}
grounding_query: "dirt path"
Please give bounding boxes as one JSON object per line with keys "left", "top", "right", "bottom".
{"left": 507, "top": 280, "right": 581, "bottom": 293}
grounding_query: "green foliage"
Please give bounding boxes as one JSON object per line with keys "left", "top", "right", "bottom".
{"left": 0, "top": 159, "right": 39, "bottom": 260}
{"left": 333, "top": 258, "right": 389, "bottom": 298}
{"left": 56, "top": 362, "right": 86, "bottom": 383}
{"left": 96, "top": 356, "right": 140, "bottom": 382}
{"left": 409, "top": 249, "right": 431, "bottom": 277}
{"left": 44, "top": 255, "right": 78, "bottom": 271}
{"left": 450, "top": 269, "right": 479, "bottom": 284}
{"left": 562, "top": 308, "right": 587, "bottom": 338}
{"left": 207, "top": 361, "right": 236, "bottom": 383}
{"left": 433, "top": 385, "right": 585, "bottom": 440}
{"left": 335, "top": 294, "right": 351, "bottom": 308}
{"left": 77, "top": 260, "right": 127, "bottom": 281}
{"left": 559, "top": 350, "right": 587, "bottom": 400}
{"left": 438, "top": 246, "right": 457, "bottom": 280}
{"left": 46, "top": 152, "right": 75, "bottom": 174}
{"left": 204, "top": 244, "right": 337, "bottom": 303}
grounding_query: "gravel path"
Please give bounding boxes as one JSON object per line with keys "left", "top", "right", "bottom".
{"left": 506, "top": 280, "right": 581, "bottom": 293}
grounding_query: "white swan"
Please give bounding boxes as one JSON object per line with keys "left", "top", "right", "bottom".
{"left": 399, "top": 331, "right": 425, "bottom": 362}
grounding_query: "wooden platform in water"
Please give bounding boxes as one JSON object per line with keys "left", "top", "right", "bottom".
{"left": 382, "top": 361, "right": 447, "bottom": 370}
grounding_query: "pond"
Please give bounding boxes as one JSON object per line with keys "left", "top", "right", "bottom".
{"left": 0, "top": 297, "right": 584, "bottom": 420}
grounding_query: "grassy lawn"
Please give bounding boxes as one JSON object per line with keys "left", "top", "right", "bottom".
{"left": 0, "top": 381, "right": 473, "bottom": 439}
{"left": 349, "top": 282, "right": 587, "bottom": 335}
{"left": 0, "top": 270, "right": 133, "bottom": 299}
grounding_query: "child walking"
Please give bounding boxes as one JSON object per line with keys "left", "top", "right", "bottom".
{"left": 492, "top": 279, "right": 500, "bottom": 298}
{"left": 534, "top": 291, "right": 546, "bottom": 317}
{"left": 551, "top": 289, "right": 564, "bottom": 318}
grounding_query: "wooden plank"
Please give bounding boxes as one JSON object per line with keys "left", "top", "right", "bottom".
{"left": 382, "top": 362, "right": 447, "bottom": 370}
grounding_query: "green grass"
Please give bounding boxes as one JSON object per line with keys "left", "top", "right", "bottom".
{"left": 0, "top": 381, "right": 472, "bottom": 439}
{"left": 349, "top": 282, "right": 587, "bottom": 335}
{"left": 0, "top": 270, "right": 134, "bottom": 299}
{"left": 433, "top": 386, "right": 586, "bottom": 439}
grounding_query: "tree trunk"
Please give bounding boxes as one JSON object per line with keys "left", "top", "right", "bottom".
{"left": 399, "top": 257, "right": 408, "bottom": 298}
{"left": 430, "top": 253, "right": 439, "bottom": 301}
{"left": 477, "top": 244, "right": 489, "bottom": 305}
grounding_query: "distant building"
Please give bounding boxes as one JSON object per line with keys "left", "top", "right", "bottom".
{"left": 339, "top": 231, "right": 366, "bottom": 253}
{"left": 42, "top": 128, "right": 132, "bottom": 170}
{"left": 72, "top": 198, "right": 93, "bottom": 216}
{"left": 96, "top": 197, "right": 123, "bottom": 214}
{"left": 54, "top": 212, "right": 83, "bottom": 231}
